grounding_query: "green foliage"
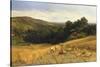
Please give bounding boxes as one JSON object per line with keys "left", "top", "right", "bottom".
{"left": 64, "top": 17, "right": 96, "bottom": 40}
{"left": 11, "top": 16, "right": 96, "bottom": 45}
{"left": 82, "top": 24, "right": 96, "bottom": 35}
{"left": 11, "top": 17, "right": 65, "bottom": 44}
{"left": 65, "top": 21, "right": 73, "bottom": 30}
{"left": 81, "top": 17, "right": 88, "bottom": 24}
{"left": 68, "top": 32, "right": 86, "bottom": 40}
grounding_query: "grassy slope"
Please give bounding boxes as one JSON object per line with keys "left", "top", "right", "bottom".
{"left": 11, "top": 16, "right": 64, "bottom": 34}
{"left": 11, "top": 16, "right": 62, "bottom": 31}
{"left": 11, "top": 17, "right": 64, "bottom": 45}
{"left": 12, "top": 36, "right": 96, "bottom": 66}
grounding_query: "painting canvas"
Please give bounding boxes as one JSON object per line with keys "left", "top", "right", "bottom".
{"left": 11, "top": 0, "right": 97, "bottom": 66}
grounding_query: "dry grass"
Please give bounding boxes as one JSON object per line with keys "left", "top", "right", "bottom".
{"left": 63, "top": 36, "right": 96, "bottom": 51}
{"left": 11, "top": 36, "right": 96, "bottom": 66}
{"left": 12, "top": 44, "right": 52, "bottom": 65}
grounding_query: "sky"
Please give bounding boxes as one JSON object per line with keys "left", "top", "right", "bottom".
{"left": 11, "top": 1, "right": 96, "bottom": 23}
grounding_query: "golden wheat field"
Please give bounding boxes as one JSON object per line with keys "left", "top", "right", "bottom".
{"left": 12, "top": 36, "right": 96, "bottom": 66}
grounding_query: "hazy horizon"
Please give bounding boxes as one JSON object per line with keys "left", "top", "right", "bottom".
{"left": 11, "top": 1, "right": 96, "bottom": 23}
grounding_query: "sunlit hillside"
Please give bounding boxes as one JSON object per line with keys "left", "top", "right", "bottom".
{"left": 12, "top": 36, "right": 96, "bottom": 66}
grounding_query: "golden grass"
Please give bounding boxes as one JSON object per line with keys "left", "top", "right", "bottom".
{"left": 12, "top": 44, "right": 52, "bottom": 65}
{"left": 63, "top": 36, "right": 96, "bottom": 51}
{"left": 12, "top": 36, "right": 96, "bottom": 66}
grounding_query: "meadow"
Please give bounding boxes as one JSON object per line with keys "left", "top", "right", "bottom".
{"left": 12, "top": 36, "right": 96, "bottom": 66}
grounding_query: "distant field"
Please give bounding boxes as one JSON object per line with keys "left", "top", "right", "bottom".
{"left": 12, "top": 36, "right": 96, "bottom": 66}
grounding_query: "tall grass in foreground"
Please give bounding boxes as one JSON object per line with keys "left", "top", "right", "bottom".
{"left": 12, "top": 36, "right": 96, "bottom": 66}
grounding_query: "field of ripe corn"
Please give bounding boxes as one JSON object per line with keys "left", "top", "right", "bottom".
{"left": 12, "top": 36, "right": 96, "bottom": 66}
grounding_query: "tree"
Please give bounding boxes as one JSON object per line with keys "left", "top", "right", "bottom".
{"left": 82, "top": 24, "right": 96, "bottom": 35}
{"left": 81, "top": 17, "right": 88, "bottom": 25}
{"left": 64, "top": 17, "right": 89, "bottom": 40}
{"left": 72, "top": 17, "right": 88, "bottom": 32}
{"left": 65, "top": 21, "right": 73, "bottom": 30}
{"left": 64, "top": 21, "right": 73, "bottom": 39}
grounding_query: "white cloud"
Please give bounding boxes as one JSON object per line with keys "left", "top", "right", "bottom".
{"left": 12, "top": 1, "right": 96, "bottom": 23}
{"left": 12, "top": 7, "right": 96, "bottom": 23}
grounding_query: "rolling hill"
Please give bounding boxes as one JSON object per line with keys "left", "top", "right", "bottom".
{"left": 11, "top": 16, "right": 64, "bottom": 32}
{"left": 11, "top": 16, "right": 65, "bottom": 44}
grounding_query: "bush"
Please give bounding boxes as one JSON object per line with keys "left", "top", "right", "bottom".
{"left": 68, "top": 32, "right": 86, "bottom": 40}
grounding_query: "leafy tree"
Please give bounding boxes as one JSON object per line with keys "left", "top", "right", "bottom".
{"left": 73, "top": 17, "right": 88, "bottom": 32}
{"left": 81, "top": 17, "right": 88, "bottom": 25}
{"left": 65, "top": 21, "right": 73, "bottom": 30}
{"left": 64, "top": 17, "right": 89, "bottom": 40}
{"left": 82, "top": 24, "right": 96, "bottom": 35}
{"left": 64, "top": 21, "right": 73, "bottom": 33}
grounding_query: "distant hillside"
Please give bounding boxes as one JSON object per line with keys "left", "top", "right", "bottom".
{"left": 11, "top": 16, "right": 64, "bottom": 33}
{"left": 11, "top": 17, "right": 65, "bottom": 44}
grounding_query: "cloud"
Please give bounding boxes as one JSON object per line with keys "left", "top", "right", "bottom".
{"left": 11, "top": 1, "right": 96, "bottom": 23}
{"left": 12, "top": 9, "right": 96, "bottom": 23}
